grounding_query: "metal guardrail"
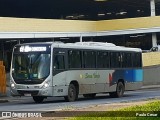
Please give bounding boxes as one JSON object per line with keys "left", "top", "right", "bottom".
{"left": 0, "top": 61, "right": 6, "bottom": 95}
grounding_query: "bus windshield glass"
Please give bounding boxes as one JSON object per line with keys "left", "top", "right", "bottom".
{"left": 12, "top": 53, "right": 51, "bottom": 81}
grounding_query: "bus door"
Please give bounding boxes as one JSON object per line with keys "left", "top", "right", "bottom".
{"left": 52, "top": 48, "right": 67, "bottom": 86}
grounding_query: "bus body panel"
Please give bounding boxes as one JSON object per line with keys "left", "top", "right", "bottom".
{"left": 132, "top": 69, "right": 143, "bottom": 82}
{"left": 52, "top": 86, "right": 68, "bottom": 96}
{"left": 10, "top": 69, "right": 143, "bottom": 97}
{"left": 51, "top": 69, "right": 143, "bottom": 95}
{"left": 52, "top": 72, "right": 66, "bottom": 86}
{"left": 124, "top": 69, "right": 143, "bottom": 82}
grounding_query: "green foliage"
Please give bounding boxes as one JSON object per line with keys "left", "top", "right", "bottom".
{"left": 120, "top": 100, "right": 160, "bottom": 111}
{"left": 68, "top": 100, "right": 160, "bottom": 120}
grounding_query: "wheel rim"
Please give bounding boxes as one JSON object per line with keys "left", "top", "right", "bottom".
{"left": 117, "top": 83, "right": 124, "bottom": 96}
{"left": 69, "top": 86, "right": 75, "bottom": 100}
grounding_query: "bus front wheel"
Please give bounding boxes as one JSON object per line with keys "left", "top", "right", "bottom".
{"left": 109, "top": 81, "right": 124, "bottom": 98}
{"left": 64, "top": 84, "right": 78, "bottom": 102}
{"left": 33, "top": 96, "right": 45, "bottom": 103}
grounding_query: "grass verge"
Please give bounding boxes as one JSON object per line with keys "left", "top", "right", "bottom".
{"left": 69, "top": 100, "right": 160, "bottom": 120}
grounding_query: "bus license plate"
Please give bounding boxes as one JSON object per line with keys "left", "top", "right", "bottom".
{"left": 24, "top": 93, "right": 31, "bottom": 96}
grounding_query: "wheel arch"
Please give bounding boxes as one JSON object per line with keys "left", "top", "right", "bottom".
{"left": 118, "top": 79, "right": 125, "bottom": 88}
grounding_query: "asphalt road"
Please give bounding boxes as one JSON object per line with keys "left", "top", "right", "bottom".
{"left": 0, "top": 88, "right": 160, "bottom": 111}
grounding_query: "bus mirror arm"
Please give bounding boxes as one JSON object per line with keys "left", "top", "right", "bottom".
{"left": 12, "top": 68, "right": 15, "bottom": 73}
{"left": 53, "top": 66, "right": 56, "bottom": 71}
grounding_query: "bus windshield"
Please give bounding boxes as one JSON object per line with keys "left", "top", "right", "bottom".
{"left": 12, "top": 53, "right": 51, "bottom": 82}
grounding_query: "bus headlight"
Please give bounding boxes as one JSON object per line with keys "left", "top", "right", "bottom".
{"left": 43, "top": 83, "right": 49, "bottom": 89}
{"left": 11, "top": 83, "right": 15, "bottom": 89}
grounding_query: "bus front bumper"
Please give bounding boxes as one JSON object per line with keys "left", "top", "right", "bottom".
{"left": 10, "top": 86, "right": 53, "bottom": 97}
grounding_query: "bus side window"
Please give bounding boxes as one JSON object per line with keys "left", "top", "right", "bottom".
{"left": 97, "top": 51, "right": 109, "bottom": 68}
{"left": 53, "top": 55, "right": 65, "bottom": 70}
{"left": 68, "top": 50, "right": 82, "bottom": 68}
{"left": 110, "top": 52, "right": 121, "bottom": 68}
{"left": 132, "top": 53, "right": 142, "bottom": 67}
{"left": 121, "top": 53, "right": 132, "bottom": 68}
{"left": 83, "top": 51, "right": 96, "bottom": 68}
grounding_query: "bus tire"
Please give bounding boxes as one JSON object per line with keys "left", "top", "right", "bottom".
{"left": 116, "top": 81, "right": 125, "bottom": 97}
{"left": 83, "top": 93, "right": 96, "bottom": 98}
{"left": 109, "top": 82, "right": 124, "bottom": 98}
{"left": 64, "top": 84, "right": 78, "bottom": 102}
{"left": 33, "top": 96, "right": 45, "bottom": 103}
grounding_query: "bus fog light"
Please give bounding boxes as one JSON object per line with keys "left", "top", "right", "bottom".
{"left": 11, "top": 83, "right": 15, "bottom": 88}
{"left": 42, "top": 90, "right": 48, "bottom": 95}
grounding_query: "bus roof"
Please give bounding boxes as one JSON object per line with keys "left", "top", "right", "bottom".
{"left": 53, "top": 42, "right": 141, "bottom": 52}
{"left": 16, "top": 42, "right": 142, "bottom": 52}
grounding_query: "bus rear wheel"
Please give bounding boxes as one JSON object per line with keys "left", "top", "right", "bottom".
{"left": 64, "top": 84, "right": 78, "bottom": 102}
{"left": 33, "top": 96, "right": 45, "bottom": 103}
{"left": 83, "top": 93, "right": 96, "bottom": 98}
{"left": 109, "top": 81, "right": 124, "bottom": 98}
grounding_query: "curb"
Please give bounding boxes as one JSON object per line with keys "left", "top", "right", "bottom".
{"left": 0, "top": 99, "right": 8, "bottom": 103}
{"left": 0, "top": 92, "right": 9, "bottom": 103}
{"left": 141, "top": 85, "right": 160, "bottom": 89}
{"left": 0, "top": 93, "right": 9, "bottom": 103}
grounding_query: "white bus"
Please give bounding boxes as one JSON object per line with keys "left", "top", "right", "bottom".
{"left": 10, "top": 42, "right": 143, "bottom": 103}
